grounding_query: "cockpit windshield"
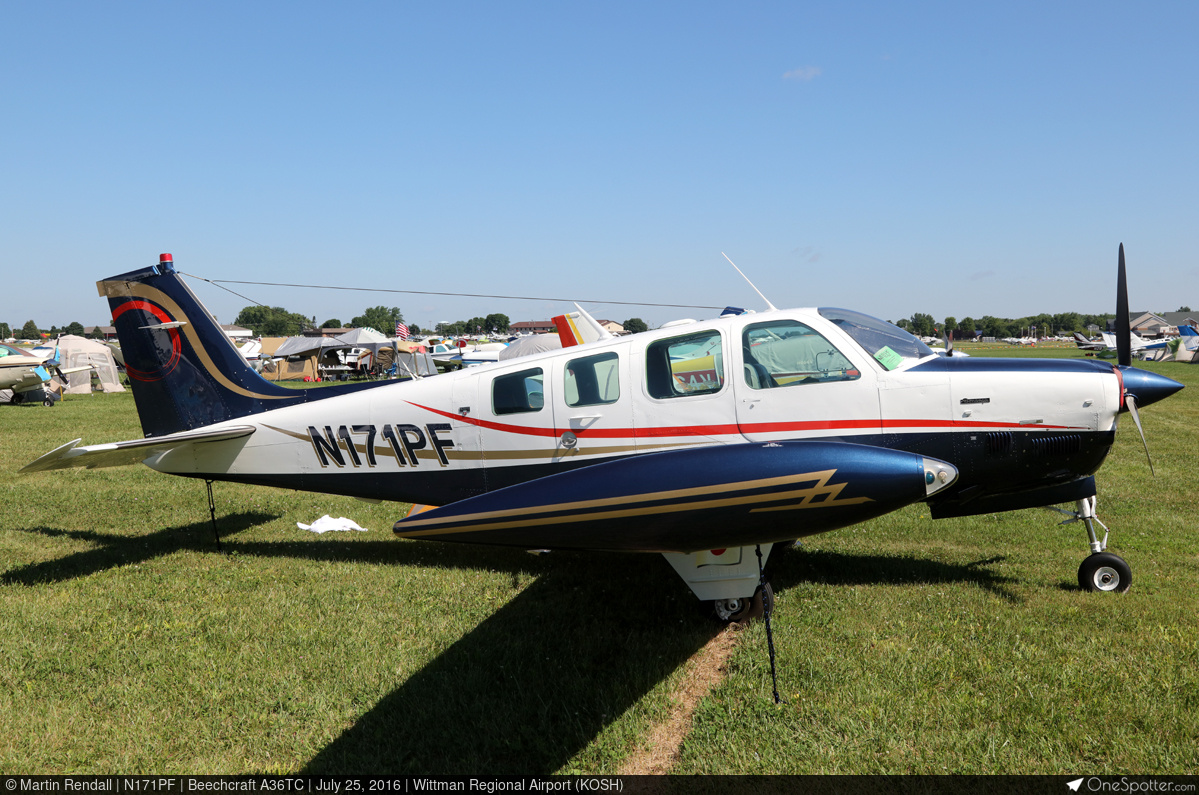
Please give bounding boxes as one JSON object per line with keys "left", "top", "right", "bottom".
{"left": 818, "top": 308, "right": 935, "bottom": 371}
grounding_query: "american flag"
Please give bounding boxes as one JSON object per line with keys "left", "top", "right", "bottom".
{"left": 395, "top": 322, "right": 409, "bottom": 340}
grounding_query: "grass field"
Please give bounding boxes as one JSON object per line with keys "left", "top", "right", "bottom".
{"left": 2, "top": 348, "right": 1197, "bottom": 775}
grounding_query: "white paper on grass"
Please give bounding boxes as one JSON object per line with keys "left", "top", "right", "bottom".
{"left": 297, "top": 515, "right": 368, "bottom": 533}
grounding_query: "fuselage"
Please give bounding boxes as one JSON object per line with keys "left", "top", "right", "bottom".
{"left": 150, "top": 306, "right": 1128, "bottom": 519}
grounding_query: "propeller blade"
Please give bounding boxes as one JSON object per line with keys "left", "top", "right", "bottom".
{"left": 942, "top": 328, "right": 954, "bottom": 356}
{"left": 1116, "top": 243, "right": 1131, "bottom": 367}
{"left": 1124, "top": 393, "right": 1154, "bottom": 476}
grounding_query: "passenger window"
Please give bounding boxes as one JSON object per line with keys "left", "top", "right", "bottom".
{"left": 492, "top": 368, "right": 544, "bottom": 415}
{"left": 646, "top": 330, "right": 724, "bottom": 399}
{"left": 743, "top": 320, "right": 860, "bottom": 389}
{"left": 565, "top": 352, "right": 620, "bottom": 407}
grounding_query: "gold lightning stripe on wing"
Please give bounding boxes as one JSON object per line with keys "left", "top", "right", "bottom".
{"left": 98, "top": 280, "right": 294, "bottom": 401}
{"left": 395, "top": 469, "right": 870, "bottom": 538}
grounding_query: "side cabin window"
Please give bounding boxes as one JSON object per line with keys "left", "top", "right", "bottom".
{"left": 646, "top": 330, "right": 724, "bottom": 399}
{"left": 742, "top": 320, "right": 860, "bottom": 389}
{"left": 492, "top": 367, "right": 544, "bottom": 415}
{"left": 565, "top": 351, "right": 620, "bottom": 407}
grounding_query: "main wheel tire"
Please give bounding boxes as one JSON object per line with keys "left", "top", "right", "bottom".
{"left": 1078, "top": 552, "right": 1132, "bottom": 593}
{"left": 10, "top": 392, "right": 23, "bottom": 405}
{"left": 712, "top": 583, "right": 775, "bottom": 623}
{"left": 42, "top": 397, "right": 54, "bottom": 407}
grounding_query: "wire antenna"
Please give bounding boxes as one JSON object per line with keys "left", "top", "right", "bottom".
{"left": 722, "top": 252, "right": 777, "bottom": 312}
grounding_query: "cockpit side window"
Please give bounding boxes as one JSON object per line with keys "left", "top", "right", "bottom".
{"left": 646, "top": 330, "right": 724, "bottom": 399}
{"left": 742, "top": 320, "right": 860, "bottom": 389}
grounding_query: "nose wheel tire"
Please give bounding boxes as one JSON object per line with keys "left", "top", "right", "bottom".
{"left": 1078, "top": 552, "right": 1132, "bottom": 593}
{"left": 712, "top": 582, "right": 775, "bottom": 623}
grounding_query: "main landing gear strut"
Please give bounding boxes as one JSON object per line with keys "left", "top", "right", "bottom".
{"left": 662, "top": 543, "right": 784, "bottom": 704}
{"left": 1052, "top": 496, "right": 1132, "bottom": 593}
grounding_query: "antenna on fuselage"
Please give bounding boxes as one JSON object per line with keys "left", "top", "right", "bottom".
{"left": 722, "top": 252, "right": 778, "bottom": 312}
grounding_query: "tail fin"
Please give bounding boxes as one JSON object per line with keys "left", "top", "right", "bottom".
{"left": 1178, "top": 325, "right": 1198, "bottom": 337}
{"left": 552, "top": 304, "right": 614, "bottom": 348}
{"left": 100, "top": 254, "right": 386, "bottom": 437}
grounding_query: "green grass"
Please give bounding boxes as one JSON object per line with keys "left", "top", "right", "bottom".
{"left": 2, "top": 351, "right": 1197, "bottom": 775}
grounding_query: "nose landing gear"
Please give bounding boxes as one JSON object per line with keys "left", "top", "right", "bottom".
{"left": 1051, "top": 496, "right": 1132, "bottom": 593}
{"left": 1078, "top": 552, "right": 1132, "bottom": 592}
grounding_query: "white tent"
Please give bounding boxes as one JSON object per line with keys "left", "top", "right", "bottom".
{"left": 334, "top": 327, "right": 390, "bottom": 347}
{"left": 272, "top": 336, "right": 351, "bottom": 358}
{"left": 55, "top": 335, "right": 125, "bottom": 394}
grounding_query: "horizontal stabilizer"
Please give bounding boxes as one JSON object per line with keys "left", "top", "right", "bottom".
{"left": 21, "top": 425, "right": 256, "bottom": 473}
{"left": 395, "top": 441, "right": 957, "bottom": 552}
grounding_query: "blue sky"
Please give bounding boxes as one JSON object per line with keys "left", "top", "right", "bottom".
{"left": 3, "top": 1, "right": 1197, "bottom": 333}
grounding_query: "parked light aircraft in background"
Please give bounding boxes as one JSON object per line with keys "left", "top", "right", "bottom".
{"left": 1073, "top": 333, "right": 1107, "bottom": 352}
{"left": 1077, "top": 330, "right": 1179, "bottom": 358}
{"left": 0, "top": 343, "right": 90, "bottom": 406}
{"left": 21, "top": 248, "right": 1183, "bottom": 618}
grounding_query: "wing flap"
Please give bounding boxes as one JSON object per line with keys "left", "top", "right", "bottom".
{"left": 21, "top": 425, "right": 256, "bottom": 473}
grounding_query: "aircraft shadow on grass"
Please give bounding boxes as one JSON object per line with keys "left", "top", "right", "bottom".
{"left": 295, "top": 544, "right": 1019, "bottom": 774}
{"left": 4, "top": 521, "right": 1018, "bottom": 774}
{"left": 770, "top": 547, "right": 1019, "bottom": 600}
{"left": 2, "top": 512, "right": 276, "bottom": 586}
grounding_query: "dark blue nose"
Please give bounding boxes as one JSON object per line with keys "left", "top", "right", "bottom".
{"left": 1120, "top": 366, "right": 1184, "bottom": 409}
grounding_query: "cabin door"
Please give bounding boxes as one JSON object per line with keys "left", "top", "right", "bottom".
{"left": 732, "top": 316, "right": 881, "bottom": 443}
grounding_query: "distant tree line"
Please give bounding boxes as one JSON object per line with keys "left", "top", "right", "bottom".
{"left": 893, "top": 311, "right": 1123, "bottom": 339}
{"left": 1, "top": 320, "right": 99, "bottom": 340}
{"left": 12, "top": 304, "right": 1181, "bottom": 344}
{"left": 435, "top": 314, "right": 511, "bottom": 337}
{"left": 234, "top": 305, "right": 423, "bottom": 337}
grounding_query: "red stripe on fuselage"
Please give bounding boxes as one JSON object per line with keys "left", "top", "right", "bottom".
{"left": 406, "top": 402, "right": 1087, "bottom": 440}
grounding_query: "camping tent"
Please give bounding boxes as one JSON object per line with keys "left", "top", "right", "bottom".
{"left": 55, "top": 335, "right": 125, "bottom": 394}
{"left": 333, "top": 327, "right": 390, "bottom": 347}
{"left": 358, "top": 345, "right": 439, "bottom": 378}
{"left": 260, "top": 336, "right": 352, "bottom": 381}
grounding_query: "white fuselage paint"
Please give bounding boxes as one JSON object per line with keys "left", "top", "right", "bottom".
{"left": 149, "top": 308, "right": 1121, "bottom": 508}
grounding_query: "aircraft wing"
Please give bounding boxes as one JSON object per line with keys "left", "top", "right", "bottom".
{"left": 20, "top": 425, "right": 256, "bottom": 473}
{"left": 394, "top": 440, "right": 957, "bottom": 553}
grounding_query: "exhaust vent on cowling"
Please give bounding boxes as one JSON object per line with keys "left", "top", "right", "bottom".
{"left": 985, "top": 432, "right": 1013, "bottom": 455}
{"left": 1029, "top": 434, "right": 1083, "bottom": 457}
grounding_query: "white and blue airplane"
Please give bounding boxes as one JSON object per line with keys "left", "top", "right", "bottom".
{"left": 21, "top": 247, "right": 1183, "bottom": 619}
{"left": 1, "top": 343, "right": 91, "bottom": 406}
